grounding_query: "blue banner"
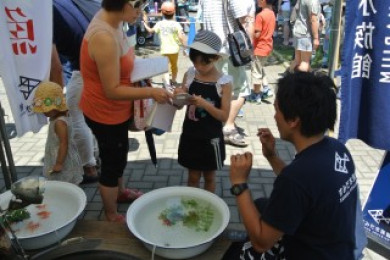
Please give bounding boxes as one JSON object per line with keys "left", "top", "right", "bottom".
{"left": 339, "top": 0, "right": 390, "bottom": 150}
{"left": 362, "top": 152, "right": 390, "bottom": 251}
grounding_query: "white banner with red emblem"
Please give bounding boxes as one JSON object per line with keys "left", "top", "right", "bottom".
{"left": 0, "top": 0, "right": 52, "bottom": 136}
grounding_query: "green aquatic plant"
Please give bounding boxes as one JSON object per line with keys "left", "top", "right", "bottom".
{"left": 159, "top": 198, "right": 214, "bottom": 232}
{"left": 0, "top": 208, "right": 30, "bottom": 224}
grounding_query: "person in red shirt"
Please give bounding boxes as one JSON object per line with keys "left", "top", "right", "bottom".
{"left": 249, "top": 0, "right": 276, "bottom": 104}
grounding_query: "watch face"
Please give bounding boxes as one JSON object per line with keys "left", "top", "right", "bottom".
{"left": 231, "top": 183, "right": 247, "bottom": 196}
{"left": 232, "top": 186, "right": 241, "bottom": 195}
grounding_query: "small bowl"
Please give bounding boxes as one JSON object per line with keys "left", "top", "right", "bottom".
{"left": 126, "top": 186, "right": 230, "bottom": 259}
{"left": 10, "top": 176, "right": 46, "bottom": 205}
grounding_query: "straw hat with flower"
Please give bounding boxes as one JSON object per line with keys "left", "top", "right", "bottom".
{"left": 32, "top": 81, "right": 67, "bottom": 113}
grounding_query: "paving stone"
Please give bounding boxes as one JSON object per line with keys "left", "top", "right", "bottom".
{"left": 86, "top": 202, "right": 104, "bottom": 211}
{"left": 83, "top": 210, "right": 103, "bottom": 220}
{"left": 229, "top": 206, "right": 240, "bottom": 223}
{"left": 168, "top": 175, "right": 182, "bottom": 186}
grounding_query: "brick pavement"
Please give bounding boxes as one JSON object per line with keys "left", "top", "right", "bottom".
{"left": 0, "top": 50, "right": 386, "bottom": 259}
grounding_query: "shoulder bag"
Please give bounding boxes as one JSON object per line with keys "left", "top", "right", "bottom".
{"left": 223, "top": 0, "right": 253, "bottom": 67}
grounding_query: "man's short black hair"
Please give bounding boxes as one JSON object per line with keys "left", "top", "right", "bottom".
{"left": 189, "top": 48, "right": 219, "bottom": 64}
{"left": 102, "top": 0, "right": 127, "bottom": 11}
{"left": 276, "top": 72, "right": 337, "bottom": 137}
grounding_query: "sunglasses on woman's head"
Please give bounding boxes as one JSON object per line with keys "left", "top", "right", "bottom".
{"left": 128, "top": 0, "right": 148, "bottom": 10}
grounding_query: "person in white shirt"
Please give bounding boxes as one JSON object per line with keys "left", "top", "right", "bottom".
{"left": 200, "top": 0, "right": 253, "bottom": 147}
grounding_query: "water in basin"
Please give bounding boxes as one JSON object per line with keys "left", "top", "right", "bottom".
{"left": 133, "top": 196, "right": 223, "bottom": 248}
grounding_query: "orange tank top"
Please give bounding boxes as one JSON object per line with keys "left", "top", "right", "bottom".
{"left": 80, "top": 14, "right": 135, "bottom": 125}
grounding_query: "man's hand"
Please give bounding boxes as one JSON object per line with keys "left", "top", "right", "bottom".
{"left": 230, "top": 152, "right": 253, "bottom": 184}
{"left": 258, "top": 128, "right": 276, "bottom": 159}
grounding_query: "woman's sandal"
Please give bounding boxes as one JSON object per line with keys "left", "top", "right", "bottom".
{"left": 117, "top": 188, "right": 143, "bottom": 203}
{"left": 106, "top": 214, "right": 126, "bottom": 223}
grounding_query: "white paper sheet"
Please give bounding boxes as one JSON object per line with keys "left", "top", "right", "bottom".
{"left": 131, "top": 57, "right": 169, "bottom": 82}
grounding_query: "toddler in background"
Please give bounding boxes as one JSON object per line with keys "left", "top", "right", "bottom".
{"left": 175, "top": 30, "right": 232, "bottom": 193}
{"left": 143, "top": 1, "right": 186, "bottom": 86}
{"left": 32, "top": 81, "right": 83, "bottom": 184}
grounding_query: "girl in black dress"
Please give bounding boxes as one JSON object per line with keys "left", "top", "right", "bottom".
{"left": 174, "top": 30, "right": 232, "bottom": 192}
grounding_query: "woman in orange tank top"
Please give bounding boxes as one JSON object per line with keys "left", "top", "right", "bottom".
{"left": 80, "top": 0, "right": 172, "bottom": 223}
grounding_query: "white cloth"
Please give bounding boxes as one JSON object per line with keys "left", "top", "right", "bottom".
{"left": 66, "top": 71, "right": 96, "bottom": 166}
{"left": 44, "top": 116, "right": 83, "bottom": 184}
{"left": 0, "top": 0, "right": 52, "bottom": 136}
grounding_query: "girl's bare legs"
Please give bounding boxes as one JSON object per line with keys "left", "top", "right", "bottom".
{"left": 203, "top": 170, "right": 216, "bottom": 193}
{"left": 188, "top": 169, "right": 201, "bottom": 188}
{"left": 83, "top": 165, "right": 97, "bottom": 176}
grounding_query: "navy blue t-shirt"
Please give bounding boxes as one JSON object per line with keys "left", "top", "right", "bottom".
{"left": 53, "top": 0, "right": 89, "bottom": 71}
{"left": 262, "top": 137, "right": 358, "bottom": 259}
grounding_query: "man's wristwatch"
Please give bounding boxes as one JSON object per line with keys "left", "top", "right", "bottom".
{"left": 230, "top": 183, "right": 248, "bottom": 196}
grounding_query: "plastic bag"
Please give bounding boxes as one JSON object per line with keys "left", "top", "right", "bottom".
{"left": 129, "top": 80, "right": 154, "bottom": 131}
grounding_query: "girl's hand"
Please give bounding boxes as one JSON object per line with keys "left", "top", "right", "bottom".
{"left": 151, "top": 88, "right": 173, "bottom": 104}
{"left": 189, "top": 95, "right": 205, "bottom": 108}
{"left": 50, "top": 164, "right": 63, "bottom": 174}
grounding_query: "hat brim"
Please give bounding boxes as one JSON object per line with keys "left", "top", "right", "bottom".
{"left": 185, "top": 42, "right": 227, "bottom": 57}
{"left": 32, "top": 104, "right": 68, "bottom": 114}
{"left": 32, "top": 98, "right": 68, "bottom": 113}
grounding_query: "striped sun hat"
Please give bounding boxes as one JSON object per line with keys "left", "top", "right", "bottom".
{"left": 188, "top": 30, "right": 226, "bottom": 56}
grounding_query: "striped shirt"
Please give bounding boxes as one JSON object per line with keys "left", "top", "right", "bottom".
{"left": 200, "top": 0, "right": 249, "bottom": 54}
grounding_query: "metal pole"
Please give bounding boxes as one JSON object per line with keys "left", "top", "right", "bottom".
{"left": 328, "top": 0, "right": 343, "bottom": 79}
{"left": 0, "top": 132, "right": 12, "bottom": 189}
{"left": 0, "top": 102, "right": 17, "bottom": 189}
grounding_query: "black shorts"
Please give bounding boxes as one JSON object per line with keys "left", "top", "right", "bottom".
{"left": 178, "top": 134, "right": 225, "bottom": 171}
{"left": 84, "top": 116, "right": 129, "bottom": 187}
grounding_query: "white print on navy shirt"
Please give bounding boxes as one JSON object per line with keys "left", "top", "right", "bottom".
{"left": 335, "top": 152, "right": 350, "bottom": 174}
{"left": 335, "top": 152, "right": 357, "bottom": 202}
{"left": 338, "top": 174, "right": 357, "bottom": 203}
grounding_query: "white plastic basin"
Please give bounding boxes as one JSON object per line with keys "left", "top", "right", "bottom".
{"left": 126, "top": 186, "right": 230, "bottom": 259}
{"left": 0, "top": 180, "right": 87, "bottom": 250}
